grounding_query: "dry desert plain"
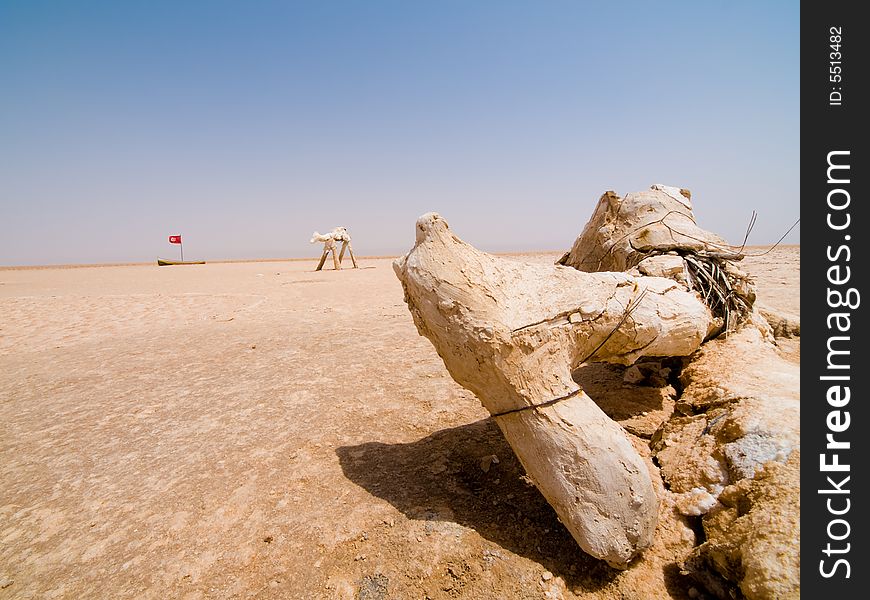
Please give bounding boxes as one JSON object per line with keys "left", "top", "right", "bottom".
{"left": 0, "top": 246, "right": 798, "bottom": 599}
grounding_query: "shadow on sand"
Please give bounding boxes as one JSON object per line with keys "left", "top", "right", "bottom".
{"left": 337, "top": 361, "right": 694, "bottom": 593}
{"left": 336, "top": 417, "right": 620, "bottom": 592}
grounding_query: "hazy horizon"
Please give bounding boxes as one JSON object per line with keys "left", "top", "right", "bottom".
{"left": 1, "top": 1, "right": 799, "bottom": 266}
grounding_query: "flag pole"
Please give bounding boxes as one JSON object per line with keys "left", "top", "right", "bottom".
{"left": 180, "top": 240, "right": 184, "bottom": 262}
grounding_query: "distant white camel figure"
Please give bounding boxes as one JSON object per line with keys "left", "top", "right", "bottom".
{"left": 310, "top": 226, "right": 358, "bottom": 270}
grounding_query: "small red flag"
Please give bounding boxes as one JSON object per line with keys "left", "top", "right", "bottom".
{"left": 169, "top": 235, "right": 182, "bottom": 244}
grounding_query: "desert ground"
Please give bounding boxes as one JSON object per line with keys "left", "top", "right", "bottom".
{"left": 0, "top": 245, "right": 798, "bottom": 599}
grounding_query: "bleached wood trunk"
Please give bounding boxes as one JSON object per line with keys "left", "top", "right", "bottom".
{"left": 315, "top": 238, "right": 341, "bottom": 271}
{"left": 339, "top": 241, "right": 359, "bottom": 268}
{"left": 558, "top": 185, "right": 756, "bottom": 333}
{"left": 316, "top": 247, "right": 330, "bottom": 271}
{"left": 394, "top": 213, "right": 716, "bottom": 568}
{"left": 557, "top": 185, "right": 724, "bottom": 272}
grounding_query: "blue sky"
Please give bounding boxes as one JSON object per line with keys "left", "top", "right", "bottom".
{"left": 0, "top": 1, "right": 799, "bottom": 265}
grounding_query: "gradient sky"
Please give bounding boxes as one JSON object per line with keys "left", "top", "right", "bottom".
{"left": 1, "top": 1, "right": 799, "bottom": 265}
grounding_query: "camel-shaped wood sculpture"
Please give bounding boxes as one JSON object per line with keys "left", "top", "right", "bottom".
{"left": 393, "top": 185, "right": 760, "bottom": 569}
{"left": 310, "top": 226, "right": 358, "bottom": 271}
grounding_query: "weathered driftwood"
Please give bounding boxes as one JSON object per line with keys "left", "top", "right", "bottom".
{"left": 311, "top": 227, "right": 358, "bottom": 271}
{"left": 558, "top": 184, "right": 712, "bottom": 272}
{"left": 394, "top": 213, "right": 718, "bottom": 568}
{"left": 558, "top": 185, "right": 756, "bottom": 332}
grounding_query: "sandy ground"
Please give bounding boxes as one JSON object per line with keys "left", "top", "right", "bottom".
{"left": 0, "top": 246, "right": 798, "bottom": 599}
